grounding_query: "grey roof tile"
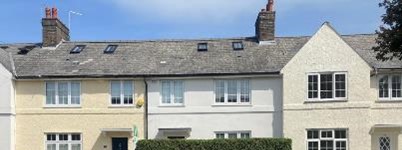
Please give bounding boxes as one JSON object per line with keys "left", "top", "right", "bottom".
{"left": 2, "top": 34, "right": 401, "bottom": 78}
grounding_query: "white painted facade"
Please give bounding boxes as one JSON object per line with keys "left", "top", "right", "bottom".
{"left": 147, "top": 76, "right": 283, "bottom": 139}
{"left": 0, "top": 62, "right": 15, "bottom": 150}
{"left": 281, "top": 23, "right": 402, "bottom": 150}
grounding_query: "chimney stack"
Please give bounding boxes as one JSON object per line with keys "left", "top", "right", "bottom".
{"left": 42, "top": 7, "right": 70, "bottom": 47}
{"left": 256, "top": 0, "right": 275, "bottom": 43}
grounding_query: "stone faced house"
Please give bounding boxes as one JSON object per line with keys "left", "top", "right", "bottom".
{"left": 1, "top": 1, "right": 402, "bottom": 150}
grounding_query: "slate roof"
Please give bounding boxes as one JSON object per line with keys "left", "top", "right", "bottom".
{"left": 0, "top": 47, "right": 13, "bottom": 73}
{"left": 342, "top": 34, "right": 402, "bottom": 69}
{"left": 1, "top": 34, "right": 401, "bottom": 79}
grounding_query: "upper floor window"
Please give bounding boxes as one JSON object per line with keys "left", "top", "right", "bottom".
{"left": 161, "top": 80, "right": 184, "bottom": 105}
{"left": 46, "top": 133, "right": 82, "bottom": 150}
{"left": 379, "top": 75, "right": 402, "bottom": 100}
{"left": 46, "top": 81, "right": 81, "bottom": 106}
{"left": 307, "top": 73, "right": 347, "bottom": 101}
{"left": 307, "top": 129, "right": 347, "bottom": 150}
{"left": 215, "top": 131, "right": 251, "bottom": 139}
{"left": 215, "top": 80, "right": 250, "bottom": 104}
{"left": 111, "top": 81, "right": 134, "bottom": 106}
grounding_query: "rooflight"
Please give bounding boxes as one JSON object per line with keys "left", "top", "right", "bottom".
{"left": 70, "top": 45, "right": 86, "bottom": 54}
{"left": 197, "top": 43, "right": 208, "bottom": 51}
{"left": 104, "top": 45, "right": 118, "bottom": 54}
{"left": 232, "top": 42, "right": 244, "bottom": 50}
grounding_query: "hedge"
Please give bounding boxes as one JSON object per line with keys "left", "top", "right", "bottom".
{"left": 136, "top": 138, "right": 291, "bottom": 150}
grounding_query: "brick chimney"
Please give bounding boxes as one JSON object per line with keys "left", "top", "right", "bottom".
{"left": 255, "top": 0, "right": 275, "bottom": 43}
{"left": 42, "top": 7, "right": 70, "bottom": 47}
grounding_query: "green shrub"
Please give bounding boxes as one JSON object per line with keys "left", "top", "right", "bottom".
{"left": 136, "top": 138, "right": 291, "bottom": 150}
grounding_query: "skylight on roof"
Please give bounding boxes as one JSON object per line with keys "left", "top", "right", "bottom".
{"left": 70, "top": 45, "right": 86, "bottom": 54}
{"left": 104, "top": 45, "right": 118, "bottom": 54}
{"left": 197, "top": 43, "right": 208, "bottom": 51}
{"left": 232, "top": 42, "right": 244, "bottom": 50}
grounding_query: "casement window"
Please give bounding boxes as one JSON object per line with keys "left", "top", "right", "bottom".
{"left": 111, "top": 81, "right": 134, "bottom": 106}
{"left": 45, "top": 133, "right": 82, "bottom": 150}
{"left": 215, "top": 80, "right": 250, "bottom": 104}
{"left": 307, "top": 73, "right": 347, "bottom": 100}
{"left": 46, "top": 81, "right": 81, "bottom": 106}
{"left": 307, "top": 129, "right": 348, "bottom": 150}
{"left": 215, "top": 131, "right": 251, "bottom": 139}
{"left": 161, "top": 80, "right": 184, "bottom": 105}
{"left": 379, "top": 75, "right": 402, "bottom": 100}
{"left": 379, "top": 136, "right": 391, "bottom": 150}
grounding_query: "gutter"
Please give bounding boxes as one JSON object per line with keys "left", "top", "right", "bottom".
{"left": 14, "top": 72, "right": 281, "bottom": 79}
{"left": 143, "top": 78, "right": 149, "bottom": 139}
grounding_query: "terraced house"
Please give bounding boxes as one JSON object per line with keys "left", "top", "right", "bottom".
{"left": 1, "top": 1, "right": 402, "bottom": 150}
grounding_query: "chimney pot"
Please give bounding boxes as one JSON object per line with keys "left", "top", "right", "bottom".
{"left": 267, "top": 0, "right": 274, "bottom": 12}
{"left": 51, "top": 7, "right": 58, "bottom": 19}
{"left": 45, "top": 7, "right": 51, "bottom": 18}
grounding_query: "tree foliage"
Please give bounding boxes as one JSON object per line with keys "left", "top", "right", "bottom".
{"left": 374, "top": 0, "right": 402, "bottom": 61}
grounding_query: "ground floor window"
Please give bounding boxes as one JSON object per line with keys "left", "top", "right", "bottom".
{"left": 215, "top": 131, "right": 251, "bottom": 139}
{"left": 307, "top": 129, "right": 347, "bottom": 150}
{"left": 379, "top": 136, "right": 391, "bottom": 150}
{"left": 46, "top": 133, "right": 82, "bottom": 150}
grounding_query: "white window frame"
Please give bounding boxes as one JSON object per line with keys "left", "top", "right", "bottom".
{"left": 160, "top": 80, "right": 185, "bottom": 106}
{"left": 378, "top": 75, "right": 402, "bottom": 101}
{"left": 214, "top": 79, "right": 251, "bottom": 105}
{"left": 214, "top": 131, "right": 251, "bottom": 139}
{"left": 45, "top": 81, "right": 81, "bottom": 107}
{"left": 45, "top": 133, "right": 82, "bottom": 150}
{"left": 109, "top": 80, "right": 135, "bottom": 106}
{"left": 306, "top": 129, "right": 348, "bottom": 150}
{"left": 306, "top": 72, "right": 348, "bottom": 101}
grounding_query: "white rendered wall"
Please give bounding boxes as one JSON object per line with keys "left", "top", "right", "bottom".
{"left": 0, "top": 63, "right": 14, "bottom": 150}
{"left": 147, "top": 76, "right": 283, "bottom": 139}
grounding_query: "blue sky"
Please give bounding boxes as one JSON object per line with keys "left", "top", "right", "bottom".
{"left": 0, "top": 0, "right": 383, "bottom": 43}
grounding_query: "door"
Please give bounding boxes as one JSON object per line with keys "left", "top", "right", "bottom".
{"left": 112, "top": 138, "right": 128, "bottom": 150}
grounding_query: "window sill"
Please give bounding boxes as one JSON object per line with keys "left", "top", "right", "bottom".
{"left": 108, "top": 105, "right": 135, "bottom": 108}
{"left": 376, "top": 100, "right": 402, "bottom": 103}
{"left": 304, "top": 99, "right": 348, "bottom": 104}
{"left": 211, "top": 104, "right": 252, "bottom": 107}
{"left": 158, "top": 105, "right": 185, "bottom": 108}
{"left": 43, "top": 105, "right": 81, "bottom": 108}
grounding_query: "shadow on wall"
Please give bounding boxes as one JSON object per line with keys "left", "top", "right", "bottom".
{"left": 270, "top": 79, "right": 283, "bottom": 137}
{"left": 92, "top": 134, "right": 110, "bottom": 150}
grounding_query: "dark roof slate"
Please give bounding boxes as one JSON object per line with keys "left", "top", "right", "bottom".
{"left": 0, "top": 47, "right": 13, "bottom": 73}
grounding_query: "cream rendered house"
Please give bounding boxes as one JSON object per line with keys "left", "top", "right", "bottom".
{"left": 4, "top": 9, "right": 146, "bottom": 150}
{"left": 282, "top": 23, "right": 402, "bottom": 150}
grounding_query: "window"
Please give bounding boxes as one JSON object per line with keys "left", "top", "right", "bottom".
{"left": 215, "top": 80, "right": 250, "bottom": 104}
{"left": 215, "top": 131, "right": 251, "bottom": 139}
{"left": 197, "top": 43, "right": 208, "bottom": 51}
{"left": 307, "top": 73, "right": 347, "bottom": 100}
{"left": 46, "top": 133, "right": 82, "bottom": 150}
{"left": 70, "top": 45, "right": 85, "bottom": 54}
{"left": 111, "top": 81, "right": 134, "bottom": 106}
{"left": 104, "top": 45, "right": 118, "bottom": 54}
{"left": 46, "top": 81, "right": 81, "bottom": 106}
{"left": 379, "top": 136, "right": 391, "bottom": 150}
{"left": 232, "top": 42, "right": 244, "bottom": 50}
{"left": 379, "top": 75, "right": 402, "bottom": 100}
{"left": 307, "top": 129, "right": 347, "bottom": 150}
{"left": 161, "top": 80, "right": 184, "bottom": 105}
